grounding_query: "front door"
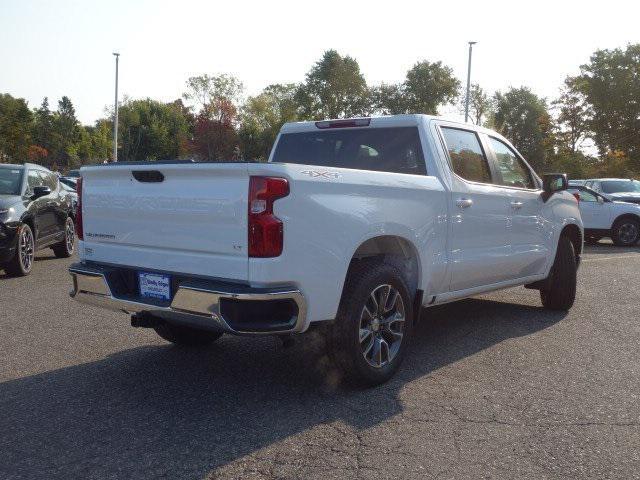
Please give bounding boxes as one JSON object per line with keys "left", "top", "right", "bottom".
{"left": 439, "top": 126, "right": 513, "bottom": 291}
{"left": 576, "top": 189, "right": 612, "bottom": 230}
{"left": 486, "top": 136, "right": 552, "bottom": 278}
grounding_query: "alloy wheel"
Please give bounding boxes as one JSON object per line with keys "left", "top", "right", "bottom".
{"left": 359, "top": 284, "right": 405, "bottom": 368}
{"left": 66, "top": 219, "right": 75, "bottom": 253}
{"left": 19, "top": 227, "right": 34, "bottom": 272}
{"left": 618, "top": 222, "right": 639, "bottom": 244}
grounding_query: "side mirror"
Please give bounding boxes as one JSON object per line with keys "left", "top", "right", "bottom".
{"left": 542, "top": 173, "right": 568, "bottom": 201}
{"left": 597, "top": 196, "right": 604, "bottom": 205}
{"left": 32, "top": 186, "right": 51, "bottom": 199}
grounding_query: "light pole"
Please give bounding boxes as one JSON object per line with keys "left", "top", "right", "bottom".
{"left": 112, "top": 52, "right": 120, "bottom": 162}
{"left": 464, "top": 41, "right": 477, "bottom": 123}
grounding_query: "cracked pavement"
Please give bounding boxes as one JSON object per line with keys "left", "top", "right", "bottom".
{"left": 1, "top": 243, "right": 639, "bottom": 479}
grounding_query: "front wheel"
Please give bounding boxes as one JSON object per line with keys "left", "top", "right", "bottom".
{"left": 154, "top": 322, "right": 223, "bottom": 346}
{"left": 540, "top": 236, "right": 577, "bottom": 311}
{"left": 4, "top": 223, "right": 35, "bottom": 276}
{"left": 612, "top": 218, "right": 640, "bottom": 246}
{"left": 327, "top": 260, "right": 413, "bottom": 386}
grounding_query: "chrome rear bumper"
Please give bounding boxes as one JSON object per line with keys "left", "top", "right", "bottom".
{"left": 69, "top": 263, "right": 307, "bottom": 335}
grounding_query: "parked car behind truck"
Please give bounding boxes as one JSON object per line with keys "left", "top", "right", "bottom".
{"left": 1, "top": 163, "right": 76, "bottom": 276}
{"left": 68, "top": 115, "right": 583, "bottom": 385}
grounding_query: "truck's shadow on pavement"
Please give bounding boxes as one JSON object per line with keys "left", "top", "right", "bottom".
{"left": 0, "top": 298, "right": 566, "bottom": 479}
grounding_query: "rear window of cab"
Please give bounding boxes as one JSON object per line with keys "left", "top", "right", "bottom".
{"left": 272, "top": 127, "right": 427, "bottom": 175}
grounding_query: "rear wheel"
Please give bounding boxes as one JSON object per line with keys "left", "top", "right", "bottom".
{"left": 540, "top": 236, "right": 577, "bottom": 311}
{"left": 5, "top": 223, "right": 35, "bottom": 276}
{"left": 154, "top": 322, "right": 223, "bottom": 346}
{"left": 327, "top": 260, "right": 413, "bottom": 386}
{"left": 612, "top": 218, "right": 640, "bottom": 246}
{"left": 52, "top": 217, "right": 75, "bottom": 258}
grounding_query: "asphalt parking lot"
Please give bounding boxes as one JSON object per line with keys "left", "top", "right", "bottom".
{"left": 1, "top": 243, "right": 639, "bottom": 479}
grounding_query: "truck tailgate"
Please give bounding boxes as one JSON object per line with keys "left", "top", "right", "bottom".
{"left": 80, "top": 163, "right": 249, "bottom": 281}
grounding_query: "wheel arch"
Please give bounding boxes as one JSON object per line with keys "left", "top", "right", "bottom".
{"left": 344, "top": 235, "right": 423, "bottom": 315}
{"left": 560, "top": 223, "right": 582, "bottom": 261}
{"left": 611, "top": 213, "right": 640, "bottom": 230}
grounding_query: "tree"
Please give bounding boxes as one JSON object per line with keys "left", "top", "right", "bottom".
{"left": 183, "top": 74, "right": 243, "bottom": 113}
{"left": 52, "top": 96, "right": 81, "bottom": 167}
{"left": 492, "top": 87, "right": 552, "bottom": 172}
{"left": 183, "top": 74, "right": 243, "bottom": 161}
{"left": 458, "top": 84, "right": 492, "bottom": 126}
{"left": 552, "top": 77, "right": 591, "bottom": 154}
{"left": 573, "top": 44, "right": 640, "bottom": 168}
{"left": 117, "top": 98, "right": 191, "bottom": 161}
{"left": 374, "top": 61, "right": 460, "bottom": 115}
{"left": 295, "top": 50, "right": 371, "bottom": 119}
{"left": 239, "top": 83, "right": 298, "bottom": 160}
{"left": 33, "top": 97, "right": 55, "bottom": 162}
{"left": 0, "top": 94, "right": 33, "bottom": 163}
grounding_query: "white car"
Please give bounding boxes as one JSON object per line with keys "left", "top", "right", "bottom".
{"left": 68, "top": 115, "right": 583, "bottom": 385}
{"left": 584, "top": 178, "right": 640, "bottom": 205}
{"left": 569, "top": 186, "right": 640, "bottom": 245}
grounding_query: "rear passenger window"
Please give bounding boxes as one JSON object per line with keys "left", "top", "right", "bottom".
{"left": 488, "top": 137, "right": 535, "bottom": 189}
{"left": 440, "top": 127, "right": 492, "bottom": 183}
{"left": 272, "top": 127, "right": 426, "bottom": 175}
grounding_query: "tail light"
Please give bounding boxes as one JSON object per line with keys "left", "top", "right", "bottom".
{"left": 248, "top": 176, "right": 289, "bottom": 257}
{"left": 573, "top": 192, "right": 580, "bottom": 202}
{"left": 75, "top": 177, "right": 83, "bottom": 240}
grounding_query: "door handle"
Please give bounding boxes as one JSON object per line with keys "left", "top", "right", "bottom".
{"left": 510, "top": 201, "right": 524, "bottom": 210}
{"left": 456, "top": 198, "right": 473, "bottom": 208}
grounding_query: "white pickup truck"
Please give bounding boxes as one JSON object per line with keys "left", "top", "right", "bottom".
{"left": 69, "top": 115, "right": 583, "bottom": 385}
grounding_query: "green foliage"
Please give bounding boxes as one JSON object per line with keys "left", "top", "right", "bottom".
{"left": 117, "top": 98, "right": 191, "bottom": 161}
{"left": 552, "top": 77, "right": 591, "bottom": 154}
{"left": 572, "top": 44, "right": 640, "bottom": 168}
{"left": 239, "top": 84, "right": 298, "bottom": 160}
{"left": 374, "top": 61, "right": 460, "bottom": 115}
{"left": 459, "top": 84, "right": 492, "bottom": 126}
{"left": 492, "top": 87, "right": 552, "bottom": 173}
{"left": 0, "top": 93, "right": 33, "bottom": 163}
{"left": 295, "top": 50, "right": 371, "bottom": 119}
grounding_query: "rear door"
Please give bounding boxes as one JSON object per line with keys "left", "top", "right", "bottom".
{"left": 485, "top": 136, "right": 551, "bottom": 278}
{"left": 25, "top": 169, "right": 53, "bottom": 240}
{"left": 439, "top": 126, "right": 513, "bottom": 291}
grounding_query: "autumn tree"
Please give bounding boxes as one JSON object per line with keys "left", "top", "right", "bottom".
{"left": 183, "top": 74, "right": 243, "bottom": 160}
{"left": 295, "top": 50, "right": 371, "bottom": 119}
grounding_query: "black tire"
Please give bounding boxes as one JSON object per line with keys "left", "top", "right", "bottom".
{"left": 52, "top": 217, "right": 75, "bottom": 258}
{"left": 611, "top": 217, "right": 640, "bottom": 246}
{"left": 154, "top": 322, "right": 223, "bottom": 346}
{"left": 540, "top": 236, "right": 577, "bottom": 311}
{"left": 5, "top": 223, "right": 35, "bottom": 276}
{"left": 327, "top": 259, "right": 413, "bottom": 387}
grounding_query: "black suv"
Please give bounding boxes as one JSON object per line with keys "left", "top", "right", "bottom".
{"left": 0, "top": 163, "right": 76, "bottom": 276}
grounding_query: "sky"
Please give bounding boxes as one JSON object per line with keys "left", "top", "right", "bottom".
{"left": 1, "top": 0, "right": 639, "bottom": 125}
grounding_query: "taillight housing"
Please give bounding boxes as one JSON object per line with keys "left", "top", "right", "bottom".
{"left": 75, "top": 176, "right": 83, "bottom": 240}
{"left": 248, "top": 176, "right": 289, "bottom": 257}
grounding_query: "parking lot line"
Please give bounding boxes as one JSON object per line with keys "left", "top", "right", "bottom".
{"left": 582, "top": 254, "right": 640, "bottom": 262}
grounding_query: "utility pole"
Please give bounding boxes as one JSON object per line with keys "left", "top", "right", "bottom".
{"left": 464, "top": 42, "right": 477, "bottom": 123}
{"left": 112, "top": 52, "right": 120, "bottom": 162}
